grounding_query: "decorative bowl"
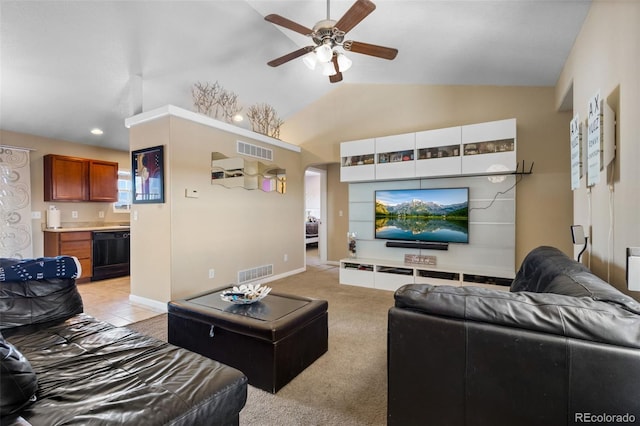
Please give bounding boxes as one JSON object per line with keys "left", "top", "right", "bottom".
{"left": 220, "top": 284, "right": 271, "bottom": 304}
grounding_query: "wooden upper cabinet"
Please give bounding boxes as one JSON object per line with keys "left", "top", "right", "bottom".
{"left": 44, "top": 155, "right": 89, "bottom": 201}
{"left": 44, "top": 154, "right": 118, "bottom": 202}
{"left": 89, "top": 160, "right": 118, "bottom": 202}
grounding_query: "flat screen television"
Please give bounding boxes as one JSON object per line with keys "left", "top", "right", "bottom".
{"left": 375, "top": 187, "right": 469, "bottom": 244}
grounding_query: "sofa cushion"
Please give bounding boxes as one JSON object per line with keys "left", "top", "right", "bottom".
{"left": 0, "top": 332, "right": 38, "bottom": 416}
{"left": 3, "top": 314, "right": 247, "bottom": 425}
{"left": 0, "top": 258, "right": 83, "bottom": 330}
{"left": 395, "top": 284, "right": 640, "bottom": 349}
{"left": 510, "top": 246, "right": 640, "bottom": 315}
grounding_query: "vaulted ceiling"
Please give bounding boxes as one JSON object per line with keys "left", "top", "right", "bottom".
{"left": 1, "top": 0, "right": 591, "bottom": 151}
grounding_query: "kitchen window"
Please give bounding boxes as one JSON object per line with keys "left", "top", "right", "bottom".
{"left": 113, "top": 170, "right": 132, "bottom": 213}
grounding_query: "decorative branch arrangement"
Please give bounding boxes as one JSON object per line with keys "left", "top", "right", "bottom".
{"left": 246, "top": 103, "right": 284, "bottom": 139}
{"left": 192, "top": 81, "right": 242, "bottom": 123}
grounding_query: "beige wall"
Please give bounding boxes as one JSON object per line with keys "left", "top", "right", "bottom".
{"left": 326, "top": 163, "right": 349, "bottom": 261}
{"left": 0, "top": 130, "right": 130, "bottom": 257}
{"left": 281, "top": 85, "right": 573, "bottom": 267}
{"left": 129, "top": 114, "right": 304, "bottom": 303}
{"left": 556, "top": 1, "right": 640, "bottom": 297}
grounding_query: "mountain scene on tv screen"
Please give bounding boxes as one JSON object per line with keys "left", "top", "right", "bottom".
{"left": 375, "top": 198, "right": 469, "bottom": 243}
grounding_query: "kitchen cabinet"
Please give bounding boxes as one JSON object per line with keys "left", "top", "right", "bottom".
{"left": 44, "top": 154, "right": 118, "bottom": 202}
{"left": 44, "top": 231, "right": 92, "bottom": 281}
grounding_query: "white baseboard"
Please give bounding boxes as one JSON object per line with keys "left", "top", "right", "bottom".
{"left": 260, "top": 267, "right": 306, "bottom": 284}
{"left": 129, "top": 294, "right": 168, "bottom": 313}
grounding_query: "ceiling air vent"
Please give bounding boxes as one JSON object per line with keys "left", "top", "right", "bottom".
{"left": 237, "top": 141, "right": 273, "bottom": 161}
{"left": 237, "top": 264, "right": 274, "bottom": 284}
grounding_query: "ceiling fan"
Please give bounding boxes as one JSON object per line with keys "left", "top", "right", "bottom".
{"left": 265, "top": 0, "right": 398, "bottom": 83}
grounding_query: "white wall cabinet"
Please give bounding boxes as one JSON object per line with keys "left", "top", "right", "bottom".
{"left": 461, "top": 118, "right": 517, "bottom": 175}
{"left": 340, "top": 138, "right": 376, "bottom": 182}
{"left": 340, "top": 118, "right": 516, "bottom": 182}
{"left": 375, "top": 133, "right": 416, "bottom": 180}
{"left": 415, "top": 126, "right": 462, "bottom": 177}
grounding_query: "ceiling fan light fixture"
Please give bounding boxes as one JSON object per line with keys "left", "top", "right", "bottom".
{"left": 322, "top": 61, "right": 338, "bottom": 76}
{"left": 337, "top": 53, "right": 352, "bottom": 72}
{"left": 315, "top": 42, "right": 334, "bottom": 63}
{"left": 303, "top": 53, "right": 318, "bottom": 70}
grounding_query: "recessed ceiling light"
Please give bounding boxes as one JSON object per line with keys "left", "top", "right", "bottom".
{"left": 90, "top": 128, "right": 104, "bottom": 135}
{"left": 232, "top": 114, "right": 243, "bottom": 123}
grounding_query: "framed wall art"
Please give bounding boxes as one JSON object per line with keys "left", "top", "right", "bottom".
{"left": 132, "top": 145, "right": 164, "bottom": 203}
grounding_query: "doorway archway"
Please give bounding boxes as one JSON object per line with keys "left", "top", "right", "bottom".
{"left": 304, "top": 167, "right": 327, "bottom": 265}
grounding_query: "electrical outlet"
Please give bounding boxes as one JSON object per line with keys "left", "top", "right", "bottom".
{"left": 98, "top": 211, "right": 105, "bottom": 218}
{"left": 284, "top": 254, "right": 288, "bottom": 262}
{"left": 31, "top": 211, "right": 42, "bottom": 219}
{"left": 208, "top": 269, "right": 215, "bottom": 279}
{"left": 71, "top": 211, "right": 78, "bottom": 219}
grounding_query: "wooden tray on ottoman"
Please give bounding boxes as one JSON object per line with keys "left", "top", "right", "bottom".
{"left": 168, "top": 288, "right": 328, "bottom": 393}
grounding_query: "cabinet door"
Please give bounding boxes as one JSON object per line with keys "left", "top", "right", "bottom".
{"left": 44, "top": 231, "right": 92, "bottom": 280}
{"left": 44, "top": 155, "right": 88, "bottom": 201}
{"left": 340, "top": 138, "right": 375, "bottom": 182}
{"left": 89, "top": 160, "right": 118, "bottom": 202}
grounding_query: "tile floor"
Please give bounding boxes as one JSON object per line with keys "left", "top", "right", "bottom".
{"left": 77, "top": 246, "right": 322, "bottom": 327}
{"left": 76, "top": 276, "right": 163, "bottom": 327}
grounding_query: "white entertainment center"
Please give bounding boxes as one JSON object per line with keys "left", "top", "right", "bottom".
{"left": 339, "top": 118, "right": 519, "bottom": 292}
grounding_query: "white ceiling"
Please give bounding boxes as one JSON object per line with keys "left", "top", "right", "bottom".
{"left": 1, "top": 0, "right": 591, "bottom": 151}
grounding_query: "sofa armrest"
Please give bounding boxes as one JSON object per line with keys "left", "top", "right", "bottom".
{"left": 395, "top": 284, "right": 640, "bottom": 349}
{"left": 510, "top": 246, "right": 640, "bottom": 314}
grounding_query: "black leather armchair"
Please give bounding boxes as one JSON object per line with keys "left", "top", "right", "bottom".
{"left": 388, "top": 246, "right": 640, "bottom": 426}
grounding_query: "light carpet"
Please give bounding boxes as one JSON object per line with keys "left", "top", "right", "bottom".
{"left": 126, "top": 263, "right": 396, "bottom": 426}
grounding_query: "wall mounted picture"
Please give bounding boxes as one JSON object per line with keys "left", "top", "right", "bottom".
{"left": 132, "top": 145, "right": 164, "bottom": 203}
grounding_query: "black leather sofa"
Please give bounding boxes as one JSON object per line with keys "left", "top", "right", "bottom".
{"left": 388, "top": 246, "right": 640, "bottom": 426}
{"left": 0, "top": 257, "right": 247, "bottom": 425}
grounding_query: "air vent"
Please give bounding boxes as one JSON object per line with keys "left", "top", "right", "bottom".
{"left": 237, "top": 141, "right": 273, "bottom": 161}
{"left": 237, "top": 264, "right": 273, "bottom": 284}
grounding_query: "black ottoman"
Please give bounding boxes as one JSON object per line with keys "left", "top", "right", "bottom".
{"left": 168, "top": 287, "right": 328, "bottom": 393}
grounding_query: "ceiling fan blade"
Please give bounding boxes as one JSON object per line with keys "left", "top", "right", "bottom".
{"left": 334, "top": 0, "right": 376, "bottom": 34}
{"left": 344, "top": 40, "right": 398, "bottom": 60}
{"left": 265, "top": 14, "right": 313, "bottom": 36}
{"left": 329, "top": 54, "right": 343, "bottom": 83}
{"left": 267, "top": 46, "right": 314, "bottom": 67}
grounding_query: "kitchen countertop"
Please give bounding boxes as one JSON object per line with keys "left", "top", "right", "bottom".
{"left": 43, "top": 225, "right": 130, "bottom": 232}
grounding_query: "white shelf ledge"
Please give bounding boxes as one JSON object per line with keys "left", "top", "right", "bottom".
{"left": 125, "top": 105, "right": 301, "bottom": 153}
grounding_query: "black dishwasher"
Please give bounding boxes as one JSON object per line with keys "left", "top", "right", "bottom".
{"left": 92, "top": 230, "right": 130, "bottom": 281}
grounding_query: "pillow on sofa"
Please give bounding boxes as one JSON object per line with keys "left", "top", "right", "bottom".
{"left": 0, "top": 257, "right": 83, "bottom": 330}
{"left": 0, "top": 332, "right": 38, "bottom": 416}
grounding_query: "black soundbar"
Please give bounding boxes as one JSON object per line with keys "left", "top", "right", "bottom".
{"left": 385, "top": 241, "right": 449, "bottom": 250}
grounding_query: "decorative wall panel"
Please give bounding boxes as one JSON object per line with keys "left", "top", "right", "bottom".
{"left": 0, "top": 147, "right": 33, "bottom": 258}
